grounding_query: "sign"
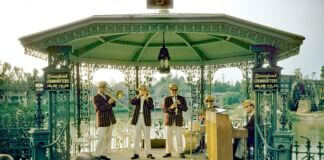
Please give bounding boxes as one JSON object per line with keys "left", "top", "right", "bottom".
{"left": 253, "top": 70, "right": 279, "bottom": 91}
{"left": 45, "top": 70, "right": 70, "bottom": 90}
{"left": 34, "top": 82, "right": 44, "bottom": 93}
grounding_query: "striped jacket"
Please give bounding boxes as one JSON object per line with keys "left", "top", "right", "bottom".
{"left": 130, "top": 96, "right": 154, "bottom": 126}
{"left": 93, "top": 93, "right": 116, "bottom": 127}
{"left": 163, "top": 95, "right": 188, "bottom": 127}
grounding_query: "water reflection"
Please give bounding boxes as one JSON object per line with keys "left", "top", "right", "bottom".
{"left": 292, "top": 118, "right": 324, "bottom": 144}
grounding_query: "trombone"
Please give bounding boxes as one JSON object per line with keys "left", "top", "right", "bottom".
{"left": 104, "top": 88, "right": 129, "bottom": 110}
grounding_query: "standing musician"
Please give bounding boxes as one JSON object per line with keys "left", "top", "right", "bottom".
{"left": 162, "top": 84, "right": 188, "bottom": 158}
{"left": 130, "top": 85, "right": 156, "bottom": 159}
{"left": 92, "top": 81, "right": 116, "bottom": 160}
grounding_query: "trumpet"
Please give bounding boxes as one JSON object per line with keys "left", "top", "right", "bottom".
{"left": 104, "top": 88, "right": 129, "bottom": 110}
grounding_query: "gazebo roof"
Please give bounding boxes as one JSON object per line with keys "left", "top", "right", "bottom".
{"left": 19, "top": 13, "right": 305, "bottom": 67}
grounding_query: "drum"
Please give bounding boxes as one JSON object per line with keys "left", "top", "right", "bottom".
{"left": 173, "top": 130, "right": 198, "bottom": 153}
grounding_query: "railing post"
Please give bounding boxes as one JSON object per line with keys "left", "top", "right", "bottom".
{"left": 273, "top": 131, "right": 294, "bottom": 160}
{"left": 28, "top": 128, "right": 50, "bottom": 160}
{"left": 318, "top": 142, "right": 322, "bottom": 160}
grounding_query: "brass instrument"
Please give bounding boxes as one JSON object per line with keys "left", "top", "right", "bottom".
{"left": 104, "top": 88, "right": 129, "bottom": 110}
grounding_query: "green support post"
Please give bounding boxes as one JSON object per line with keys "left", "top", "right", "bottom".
{"left": 254, "top": 92, "right": 261, "bottom": 160}
{"left": 273, "top": 131, "right": 294, "bottom": 160}
{"left": 200, "top": 66, "right": 204, "bottom": 108}
{"left": 28, "top": 129, "right": 50, "bottom": 160}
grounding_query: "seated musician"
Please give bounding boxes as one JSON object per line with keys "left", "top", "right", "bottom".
{"left": 233, "top": 100, "right": 255, "bottom": 160}
{"left": 195, "top": 95, "right": 221, "bottom": 153}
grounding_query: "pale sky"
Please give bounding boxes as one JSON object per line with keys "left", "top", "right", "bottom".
{"left": 0, "top": 0, "right": 323, "bottom": 83}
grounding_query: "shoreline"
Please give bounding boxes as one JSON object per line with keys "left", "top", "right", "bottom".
{"left": 295, "top": 111, "right": 324, "bottom": 121}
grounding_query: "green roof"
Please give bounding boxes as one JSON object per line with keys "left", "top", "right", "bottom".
{"left": 19, "top": 13, "right": 305, "bottom": 67}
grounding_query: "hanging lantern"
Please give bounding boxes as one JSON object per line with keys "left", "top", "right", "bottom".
{"left": 157, "top": 32, "right": 170, "bottom": 73}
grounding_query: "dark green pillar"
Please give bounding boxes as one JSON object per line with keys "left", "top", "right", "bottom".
{"left": 273, "top": 131, "right": 294, "bottom": 160}
{"left": 200, "top": 66, "right": 204, "bottom": 108}
{"left": 28, "top": 129, "right": 50, "bottom": 160}
{"left": 135, "top": 66, "right": 139, "bottom": 89}
{"left": 76, "top": 62, "right": 81, "bottom": 152}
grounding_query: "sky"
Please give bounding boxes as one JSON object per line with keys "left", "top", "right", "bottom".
{"left": 0, "top": 0, "right": 323, "bottom": 83}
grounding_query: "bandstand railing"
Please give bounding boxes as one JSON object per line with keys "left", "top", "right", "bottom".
{"left": 292, "top": 137, "right": 323, "bottom": 160}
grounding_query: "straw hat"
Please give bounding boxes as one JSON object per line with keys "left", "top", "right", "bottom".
{"left": 242, "top": 100, "right": 255, "bottom": 107}
{"left": 138, "top": 84, "right": 148, "bottom": 91}
{"left": 204, "top": 95, "right": 215, "bottom": 102}
{"left": 169, "top": 84, "right": 178, "bottom": 89}
{"left": 97, "top": 81, "right": 107, "bottom": 88}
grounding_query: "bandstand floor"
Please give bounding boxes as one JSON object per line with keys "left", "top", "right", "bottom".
{"left": 73, "top": 149, "right": 207, "bottom": 160}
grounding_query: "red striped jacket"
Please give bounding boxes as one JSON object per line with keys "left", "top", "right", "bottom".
{"left": 93, "top": 93, "right": 116, "bottom": 127}
{"left": 163, "top": 95, "right": 188, "bottom": 127}
{"left": 130, "top": 96, "right": 154, "bottom": 126}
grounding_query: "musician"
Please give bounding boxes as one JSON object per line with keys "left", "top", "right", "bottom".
{"left": 130, "top": 85, "right": 155, "bottom": 159}
{"left": 162, "top": 84, "right": 188, "bottom": 158}
{"left": 195, "top": 95, "right": 219, "bottom": 153}
{"left": 92, "top": 81, "right": 116, "bottom": 160}
{"left": 233, "top": 100, "right": 255, "bottom": 160}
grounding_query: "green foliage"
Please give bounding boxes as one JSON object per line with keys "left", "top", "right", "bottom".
{"left": 212, "top": 81, "right": 245, "bottom": 107}
{"left": 286, "top": 110, "right": 300, "bottom": 122}
{"left": 0, "top": 61, "right": 40, "bottom": 118}
{"left": 213, "top": 81, "right": 243, "bottom": 93}
{"left": 223, "top": 91, "right": 244, "bottom": 106}
{"left": 149, "top": 74, "right": 190, "bottom": 104}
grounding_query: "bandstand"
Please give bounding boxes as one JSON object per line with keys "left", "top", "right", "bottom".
{"left": 19, "top": 13, "right": 305, "bottom": 160}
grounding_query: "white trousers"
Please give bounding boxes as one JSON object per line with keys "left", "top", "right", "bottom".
{"left": 133, "top": 114, "right": 152, "bottom": 155}
{"left": 95, "top": 125, "right": 113, "bottom": 156}
{"left": 165, "top": 123, "right": 183, "bottom": 154}
{"left": 235, "top": 139, "right": 247, "bottom": 159}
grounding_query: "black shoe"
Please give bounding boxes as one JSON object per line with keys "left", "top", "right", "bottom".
{"left": 194, "top": 148, "right": 200, "bottom": 154}
{"left": 147, "top": 154, "right": 155, "bottom": 159}
{"left": 234, "top": 157, "right": 242, "bottom": 160}
{"left": 131, "top": 154, "right": 139, "bottom": 159}
{"left": 162, "top": 153, "right": 171, "bottom": 158}
{"left": 96, "top": 156, "right": 110, "bottom": 160}
{"left": 179, "top": 153, "right": 186, "bottom": 158}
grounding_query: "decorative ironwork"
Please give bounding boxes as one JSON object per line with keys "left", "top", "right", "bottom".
{"left": 203, "top": 65, "right": 215, "bottom": 96}
{"left": 252, "top": 45, "right": 282, "bottom": 160}
{"left": 292, "top": 137, "right": 323, "bottom": 160}
{"left": 0, "top": 113, "right": 35, "bottom": 159}
{"left": 180, "top": 66, "right": 201, "bottom": 121}
{"left": 79, "top": 63, "right": 95, "bottom": 122}
{"left": 238, "top": 61, "right": 254, "bottom": 99}
{"left": 50, "top": 91, "right": 69, "bottom": 160}
{"left": 138, "top": 66, "right": 155, "bottom": 86}
{"left": 279, "top": 75, "right": 293, "bottom": 131}
{"left": 44, "top": 45, "right": 72, "bottom": 160}
{"left": 120, "top": 66, "right": 137, "bottom": 117}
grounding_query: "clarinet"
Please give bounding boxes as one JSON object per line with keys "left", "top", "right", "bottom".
{"left": 174, "top": 96, "right": 180, "bottom": 115}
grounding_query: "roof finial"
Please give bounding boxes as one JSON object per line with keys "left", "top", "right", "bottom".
{"left": 147, "top": 0, "right": 173, "bottom": 12}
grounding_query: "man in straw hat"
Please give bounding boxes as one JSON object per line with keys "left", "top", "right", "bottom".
{"left": 130, "top": 85, "right": 156, "bottom": 159}
{"left": 233, "top": 100, "right": 255, "bottom": 160}
{"left": 194, "top": 95, "right": 220, "bottom": 153}
{"left": 162, "top": 84, "right": 188, "bottom": 158}
{"left": 92, "top": 81, "right": 116, "bottom": 160}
